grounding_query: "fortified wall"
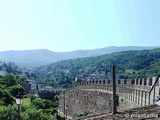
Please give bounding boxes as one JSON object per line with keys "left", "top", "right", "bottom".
{"left": 58, "top": 76, "right": 160, "bottom": 118}
{"left": 59, "top": 89, "right": 112, "bottom": 118}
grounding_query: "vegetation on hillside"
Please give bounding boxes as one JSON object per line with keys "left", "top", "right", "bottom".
{"left": 0, "top": 75, "right": 26, "bottom": 105}
{"left": 35, "top": 48, "right": 160, "bottom": 89}
{"left": 0, "top": 74, "right": 58, "bottom": 120}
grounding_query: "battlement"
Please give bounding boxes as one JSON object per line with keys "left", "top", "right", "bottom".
{"left": 78, "top": 76, "right": 159, "bottom": 87}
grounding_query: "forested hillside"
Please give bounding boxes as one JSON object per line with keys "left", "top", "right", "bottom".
{"left": 35, "top": 48, "right": 160, "bottom": 88}
{"left": 0, "top": 46, "right": 158, "bottom": 67}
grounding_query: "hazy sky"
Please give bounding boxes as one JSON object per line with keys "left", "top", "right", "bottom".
{"left": 0, "top": 0, "right": 160, "bottom": 52}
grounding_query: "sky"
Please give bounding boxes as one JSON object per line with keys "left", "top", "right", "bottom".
{"left": 0, "top": 0, "right": 160, "bottom": 52}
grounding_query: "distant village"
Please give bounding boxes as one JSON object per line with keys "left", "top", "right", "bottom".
{"left": 0, "top": 61, "right": 55, "bottom": 99}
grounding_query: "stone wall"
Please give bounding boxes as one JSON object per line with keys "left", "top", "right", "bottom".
{"left": 58, "top": 76, "right": 160, "bottom": 118}
{"left": 59, "top": 88, "right": 112, "bottom": 118}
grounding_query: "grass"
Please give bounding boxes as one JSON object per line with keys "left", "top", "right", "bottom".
{"left": 22, "top": 98, "right": 31, "bottom": 106}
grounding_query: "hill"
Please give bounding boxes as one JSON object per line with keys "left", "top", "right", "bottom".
{"left": 0, "top": 46, "right": 159, "bottom": 67}
{"left": 35, "top": 48, "right": 160, "bottom": 88}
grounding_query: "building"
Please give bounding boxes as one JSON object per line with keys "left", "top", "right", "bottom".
{"left": 38, "top": 86, "right": 55, "bottom": 99}
{"left": 20, "top": 80, "right": 31, "bottom": 94}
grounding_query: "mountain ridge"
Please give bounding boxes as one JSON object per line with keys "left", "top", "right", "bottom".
{"left": 0, "top": 46, "right": 159, "bottom": 67}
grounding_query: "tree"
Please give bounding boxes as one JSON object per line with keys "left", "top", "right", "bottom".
{"left": 0, "top": 104, "right": 17, "bottom": 120}
{"left": 8, "top": 85, "right": 25, "bottom": 97}
{"left": 22, "top": 107, "right": 53, "bottom": 120}
{"left": 31, "top": 98, "right": 46, "bottom": 109}
{"left": 0, "top": 105, "right": 54, "bottom": 120}
{"left": 0, "top": 88, "right": 14, "bottom": 105}
{"left": 16, "top": 76, "right": 27, "bottom": 84}
{"left": 0, "top": 74, "right": 17, "bottom": 87}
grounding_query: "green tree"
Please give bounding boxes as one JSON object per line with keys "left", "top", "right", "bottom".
{"left": 16, "top": 76, "right": 27, "bottom": 84}
{"left": 0, "top": 104, "right": 18, "bottom": 120}
{"left": 31, "top": 98, "right": 46, "bottom": 109}
{"left": 22, "top": 107, "right": 53, "bottom": 120}
{"left": 0, "top": 105, "right": 54, "bottom": 120}
{"left": 8, "top": 85, "right": 25, "bottom": 97}
{"left": 0, "top": 88, "right": 14, "bottom": 105}
{"left": 0, "top": 74, "right": 17, "bottom": 87}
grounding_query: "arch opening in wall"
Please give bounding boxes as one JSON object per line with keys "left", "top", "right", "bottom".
{"left": 149, "top": 78, "right": 152, "bottom": 86}
{"left": 140, "top": 79, "right": 142, "bottom": 85}
{"left": 89, "top": 80, "right": 92, "bottom": 84}
{"left": 96, "top": 80, "right": 98, "bottom": 84}
{"left": 92, "top": 80, "right": 94, "bottom": 84}
{"left": 107, "top": 80, "right": 110, "bottom": 84}
{"left": 136, "top": 79, "right": 138, "bottom": 85}
{"left": 124, "top": 79, "right": 127, "bottom": 84}
{"left": 99, "top": 80, "right": 102, "bottom": 84}
{"left": 87, "top": 81, "right": 89, "bottom": 84}
{"left": 118, "top": 80, "right": 120, "bottom": 84}
{"left": 103, "top": 80, "right": 106, "bottom": 84}
{"left": 131, "top": 79, "right": 135, "bottom": 84}
{"left": 144, "top": 78, "right": 147, "bottom": 85}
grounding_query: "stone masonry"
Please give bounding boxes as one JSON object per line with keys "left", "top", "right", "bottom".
{"left": 58, "top": 76, "right": 160, "bottom": 119}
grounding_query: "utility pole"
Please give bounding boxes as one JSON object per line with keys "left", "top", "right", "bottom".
{"left": 112, "top": 64, "right": 117, "bottom": 114}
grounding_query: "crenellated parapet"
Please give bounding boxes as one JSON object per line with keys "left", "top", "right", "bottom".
{"left": 78, "top": 76, "right": 159, "bottom": 91}
{"left": 77, "top": 76, "right": 160, "bottom": 106}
